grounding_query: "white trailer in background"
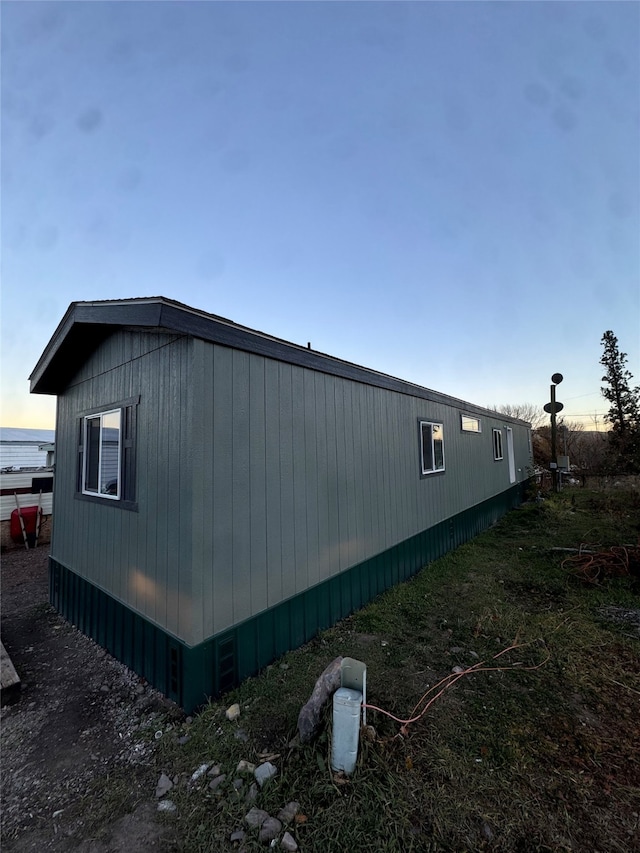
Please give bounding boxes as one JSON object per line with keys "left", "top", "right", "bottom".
{"left": 0, "top": 429, "right": 54, "bottom": 549}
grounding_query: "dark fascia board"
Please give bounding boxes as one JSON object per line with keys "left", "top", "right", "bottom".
{"left": 30, "top": 297, "right": 531, "bottom": 427}
{"left": 30, "top": 300, "right": 165, "bottom": 395}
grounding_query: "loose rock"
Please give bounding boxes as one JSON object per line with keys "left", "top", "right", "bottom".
{"left": 191, "top": 763, "right": 210, "bottom": 782}
{"left": 209, "top": 774, "right": 227, "bottom": 791}
{"left": 157, "top": 800, "right": 177, "bottom": 813}
{"left": 155, "top": 772, "right": 173, "bottom": 798}
{"left": 482, "top": 821, "right": 494, "bottom": 842}
{"left": 254, "top": 761, "right": 278, "bottom": 788}
{"left": 246, "top": 782, "right": 258, "bottom": 804}
{"left": 237, "top": 759, "right": 256, "bottom": 774}
{"left": 230, "top": 829, "right": 246, "bottom": 843}
{"left": 226, "top": 703, "right": 241, "bottom": 722}
{"left": 259, "top": 817, "right": 282, "bottom": 844}
{"left": 281, "top": 831, "right": 298, "bottom": 851}
{"left": 277, "top": 802, "right": 300, "bottom": 824}
{"left": 244, "top": 807, "right": 270, "bottom": 828}
{"left": 297, "top": 656, "right": 343, "bottom": 743}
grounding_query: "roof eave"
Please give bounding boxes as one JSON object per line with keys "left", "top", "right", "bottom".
{"left": 29, "top": 297, "right": 534, "bottom": 428}
{"left": 30, "top": 299, "right": 166, "bottom": 395}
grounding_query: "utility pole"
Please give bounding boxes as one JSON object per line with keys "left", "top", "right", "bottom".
{"left": 544, "top": 373, "right": 564, "bottom": 493}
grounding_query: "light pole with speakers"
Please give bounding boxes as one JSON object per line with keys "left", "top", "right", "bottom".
{"left": 544, "top": 373, "right": 564, "bottom": 493}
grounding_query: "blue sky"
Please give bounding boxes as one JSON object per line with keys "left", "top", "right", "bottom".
{"left": 2, "top": 1, "right": 638, "bottom": 429}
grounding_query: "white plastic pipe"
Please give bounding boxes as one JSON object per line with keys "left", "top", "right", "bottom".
{"left": 331, "top": 686, "right": 362, "bottom": 775}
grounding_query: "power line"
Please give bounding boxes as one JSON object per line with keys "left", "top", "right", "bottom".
{"left": 563, "top": 392, "right": 602, "bottom": 401}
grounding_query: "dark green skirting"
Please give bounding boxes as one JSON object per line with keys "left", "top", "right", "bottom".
{"left": 49, "top": 482, "right": 527, "bottom": 713}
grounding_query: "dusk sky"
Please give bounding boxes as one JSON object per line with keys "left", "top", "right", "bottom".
{"left": 2, "top": 1, "right": 638, "bottom": 430}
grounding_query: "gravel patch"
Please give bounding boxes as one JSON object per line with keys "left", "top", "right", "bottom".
{"left": 1, "top": 547, "right": 180, "bottom": 851}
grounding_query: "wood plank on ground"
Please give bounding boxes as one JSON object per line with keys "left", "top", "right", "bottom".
{"left": 1, "top": 639, "right": 21, "bottom": 705}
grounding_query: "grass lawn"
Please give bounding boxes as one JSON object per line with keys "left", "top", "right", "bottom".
{"left": 151, "top": 488, "right": 640, "bottom": 852}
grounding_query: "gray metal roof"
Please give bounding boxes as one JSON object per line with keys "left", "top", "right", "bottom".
{"left": 29, "top": 297, "right": 531, "bottom": 425}
{"left": 0, "top": 428, "right": 55, "bottom": 444}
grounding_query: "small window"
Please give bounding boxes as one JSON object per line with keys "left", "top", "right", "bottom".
{"left": 77, "top": 396, "right": 138, "bottom": 509}
{"left": 493, "top": 428, "right": 503, "bottom": 461}
{"left": 461, "top": 414, "right": 481, "bottom": 433}
{"left": 420, "top": 421, "right": 445, "bottom": 475}
{"left": 83, "top": 410, "right": 122, "bottom": 499}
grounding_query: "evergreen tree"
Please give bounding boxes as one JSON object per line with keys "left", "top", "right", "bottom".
{"left": 600, "top": 331, "right": 640, "bottom": 472}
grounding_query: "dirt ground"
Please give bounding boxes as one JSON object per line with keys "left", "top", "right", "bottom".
{"left": 1, "top": 546, "right": 180, "bottom": 852}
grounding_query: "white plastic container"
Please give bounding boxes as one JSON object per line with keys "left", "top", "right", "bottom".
{"left": 331, "top": 686, "right": 363, "bottom": 775}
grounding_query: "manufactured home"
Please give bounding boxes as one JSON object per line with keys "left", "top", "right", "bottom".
{"left": 30, "top": 298, "right": 532, "bottom": 712}
{"left": 0, "top": 428, "right": 55, "bottom": 470}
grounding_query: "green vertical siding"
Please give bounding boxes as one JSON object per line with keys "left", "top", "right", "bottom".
{"left": 50, "top": 330, "right": 195, "bottom": 644}
{"left": 264, "top": 357, "right": 283, "bottom": 610}
{"left": 51, "top": 331, "right": 532, "bottom": 659}
{"left": 50, "top": 482, "right": 527, "bottom": 714}
{"left": 189, "top": 340, "right": 532, "bottom": 644}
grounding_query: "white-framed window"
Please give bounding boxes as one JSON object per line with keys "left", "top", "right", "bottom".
{"left": 461, "top": 414, "right": 482, "bottom": 433}
{"left": 493, "top": 428, "right": 504, "bottom": 461}
{"left": 77, "top": 396, "right": 139, "bottom": 509}
{"left": 420, "top": 420, "right": 445, "bottom": 475}
{"left": 82, "top": 409, "right": 122, "bottom": 499}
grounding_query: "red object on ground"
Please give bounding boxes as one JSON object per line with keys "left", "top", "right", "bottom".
{"left": 10, "top": 507, "right": 41, "bottom": 543}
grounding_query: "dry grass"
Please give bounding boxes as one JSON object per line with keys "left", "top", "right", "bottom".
{"left": 153, "top": 488, "right": 640, "bottom": 852}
